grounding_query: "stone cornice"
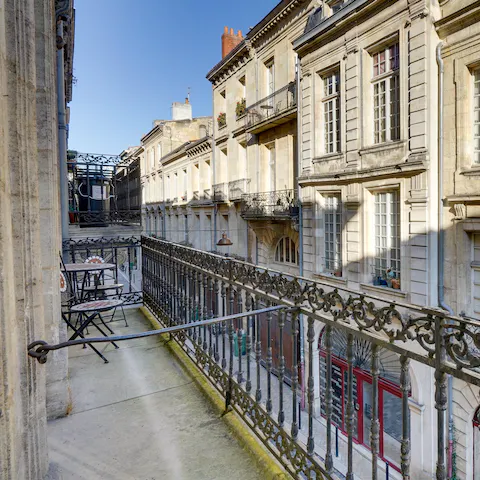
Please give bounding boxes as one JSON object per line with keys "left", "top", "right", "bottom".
{"left": 299, "top": 160, "right": 426, "bottom": 186}
{"left": 435, "top": 1, "right": 480, "bottom": 38}
{"left": 206, "top": 0, "right": 310, "bottom": 86}
{"left": 186, "top": 137, "right": 212, "bottom": 158}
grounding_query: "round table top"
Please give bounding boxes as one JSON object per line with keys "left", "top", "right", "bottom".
{"left": 62, "top": 263, "right": 116, "bottom": 273}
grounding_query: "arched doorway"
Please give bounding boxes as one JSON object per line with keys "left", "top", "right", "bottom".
{"left": 318, "top": 328, "right": 407, "bottom": 470}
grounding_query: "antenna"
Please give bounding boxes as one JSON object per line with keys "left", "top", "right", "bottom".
{"left": 187, "top": 87, "right": 191, "bottom": 103}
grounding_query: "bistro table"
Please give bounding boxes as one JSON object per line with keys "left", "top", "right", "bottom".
{"left": 61, "top": 262, "right": 119, "bottom": 363}
{"left": 62, "top": 262, "right": 116, "bottom": 301}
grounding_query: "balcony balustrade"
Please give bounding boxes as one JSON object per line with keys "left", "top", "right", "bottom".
{"left": 29, "top": 236, "right": 480, "bottom": 480}
{"left": 68, "top": 152, "right": 141, "bottom": 227}
{"left": 241, "top": 189, "right": 299, "bottom": 220}
{"left": 213, "top": 183, "right": 229, "bottom": 203}
{"left": 228, "top": 178, "right": 250, "bottom": 202}
{"left": 245, "top": 82, "right": 296, "bottom": 134}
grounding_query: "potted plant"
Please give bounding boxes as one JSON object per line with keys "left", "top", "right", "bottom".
{"left": 217, "top": 112, "right": 226, "bottom": 128}
{"left": 236, "top": 98, "right": 246, "bottom": 118}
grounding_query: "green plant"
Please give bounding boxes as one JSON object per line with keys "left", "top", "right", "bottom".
{"left": 236, "top": 98, "right": 246, "bottom": 117}
{"left": 217, "top": 112, "right": 226, "bottom": 128}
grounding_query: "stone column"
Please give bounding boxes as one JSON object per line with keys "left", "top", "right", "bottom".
{"left": 0, "top": 0, "right": 68, "bottom": 477}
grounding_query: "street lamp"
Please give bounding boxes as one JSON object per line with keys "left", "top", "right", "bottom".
{"left": 216, "top": 231, "right": 232, "bottom": 247}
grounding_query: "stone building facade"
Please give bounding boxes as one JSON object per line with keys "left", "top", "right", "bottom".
{"left": 0, "top": 0, "right": 74, "bottom": 478}
{"left": 206, "top": 0, "right": 318, "bottom": 271}
{"left": 436, "top": 0, "right": 480, "bottom": 477}
{"left": 138, "top": 100, "right": 214, "bottom": 246}
{"left": 292, "top": 0, "right": 480, "bottom": 478}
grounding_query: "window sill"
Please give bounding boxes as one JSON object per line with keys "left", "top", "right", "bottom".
{"left": 359, "top": 282, "right": 408, "bottom": 299}
{"left": 359, "top": 140, "right": 406, "bottom": 156}
{"left": 313, "top": 152, "right": 345, "bottom": 163}
{"left": 313, "top": 273, "right": 347, "bottom": 286}
{"left": 460, "top": 165, "right": 480, "bottom": 176}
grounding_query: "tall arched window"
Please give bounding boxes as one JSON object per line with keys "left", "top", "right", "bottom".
{"left": 274, "top": 237, "right": 299, "bottom": 265}
{"left": 474, "top": 407, "right": 480, "bottom": 477}
{"left": 319, "top": 328, "right": 407, "bottom": 471}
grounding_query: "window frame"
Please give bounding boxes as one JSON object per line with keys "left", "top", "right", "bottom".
{"left": 322, "top": 70, "right": 341, "bottom": 154}
{"left": 274, "top": 237, "right": 299, "bottom": 265}
{"left": 474, "top": 69, "right": 480, "bottom": 164}
{"left": 371, "top": 43, "right": 400, "bottom": 144}
{"left": 373, "top": 190, "right": 401, "bottom": 284}
{"left": 323, "top": 194, "right": 342, "bottom": 275}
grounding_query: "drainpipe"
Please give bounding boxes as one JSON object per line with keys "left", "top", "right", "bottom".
{"left": 436, "top": 41, "right": 454, "bottom": 478}
{"left": 212, "top": 132, "right": 217, "bottom": 252}
{"left": 57, "top": 18, "right": 70, "bottom": 248}
{"left": 296, "top": 54, "right": 306, "bottom": 410}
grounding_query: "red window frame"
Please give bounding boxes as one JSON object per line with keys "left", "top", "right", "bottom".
{"left": 473, "top": 407, "right": 480, "bottom": 477}
{"left": 319, "top": 350, "right": 406, "bottom": 472}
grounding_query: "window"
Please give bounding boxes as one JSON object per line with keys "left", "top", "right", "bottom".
{"left": 266, "top": 60, "right": 275, "bottom": 96}
{"left": 374, "top": 190, "right": 400, "bottom": 286}
{"left": 275, "top": 237, "right": 299, "bottom": 265}
{"left": 473, "top": 234, "right": 480, "bottom": 319}
{"left": 239, "top": 75, "right": 246, "bottom": 99}
{"left": 474, "top": 407, "right": 480, "bottom": 478}
{"left": 149, "top": 149, "right": 155, "bottom": 170}
{"left": 157, "top": 143, "right": 162, "bottom": 163}
{"left": 326, "top": 0, "right": 344, "bottom": 15}
{"left": 324, "top": 194, "right": 342, "bottom": 275}
{"left": 319, "top": 328, "right": 405, "bottom": 470}
{"left": 474, "top": 70, "right": 480, "bottom": 164}
{"left": 372, "top": 43, "right": 400, "bottom": 144}
{"left": 323, "top": 71, "right": 341, "bottom": 153}
{"left": 266, "top": 143, "right": 276, "bottom": 191}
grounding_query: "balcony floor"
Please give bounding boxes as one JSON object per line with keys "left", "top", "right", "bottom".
{"left": 46, "top": 308, "right": 264, "bottom": 480}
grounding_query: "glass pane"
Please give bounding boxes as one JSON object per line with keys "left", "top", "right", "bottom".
{"left": 344, "top": 371, "right": 358, "bottom": 439}
{"left": 383, "top": 390, "right": 403, "bottom": 467}
{"left": 363, "top": 381, "right": 373, "bottom": 448}
{"left": 475, "top": 426, "right": 480, "bottom": 479}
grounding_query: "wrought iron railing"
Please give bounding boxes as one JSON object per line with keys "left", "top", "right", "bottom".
{"left": 228, "top": 178, "right": 250, "bottom": 201}
{"left": 68, "top": 152, "right": 141, "bottom": 227}
{"left": 245, "top": 82, "right": 296, "bottom": 130}
{"left": 140, "top": 237, "right": 480, "bottom": 480}
{"left": 213, "top": 183, "right": 229, "bottom": 203}
{"left": 241, "top": 189, "right": 299, "bottom": 219}
{"left": 62, "top": 236, "right": 142, "bottom": 305}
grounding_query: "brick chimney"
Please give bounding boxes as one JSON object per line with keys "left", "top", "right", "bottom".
{"left": 221, "top": 26, "right": 243, "bottom": 59}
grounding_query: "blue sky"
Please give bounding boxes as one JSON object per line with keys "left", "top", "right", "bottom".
{"left": 69, "top": 0, "right": 279, "bottom": 155}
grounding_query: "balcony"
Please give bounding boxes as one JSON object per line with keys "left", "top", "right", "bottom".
{"left": 240, "top": 189, "right": 299, "bottom": 220}
{"left": 213, "top": 183, "right": 229, "bottom": 203}
{"left": 244, "top": 82, "right": 296, "bottom": 134}
{"left": 228, "top": 178, "right": 250, "bottom": 202}
{"left": 29, "top": 236, "right": 480, "bottom": 480}
{"left": 48, "top": 308, "right": 265, "bottom": 479}
{"left": 68, "top": 152, "right": 141, "bottom": 228}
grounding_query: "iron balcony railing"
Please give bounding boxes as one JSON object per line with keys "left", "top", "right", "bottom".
{"left": 62, "top": 236, "right": 143, "bottom": 305}
{"left": 28, "top": 236, "right": 480, "bottom": 480}
{"left": 228, "top": 178, "right": 250, "bottom": 202}
{"left": 138, "top": 238, "right": 480, "bottom": 480}
{"left": 68, "top": 152, "right": 142, "bottom": 227}
{"left": 241, "top": 189, "right": 299, "bottom": 219}
{"left": 245, "top": 82, "right": 296, "bottom": 130}
{"left": 213, "top": 183, "right": 229, "bottom": 203}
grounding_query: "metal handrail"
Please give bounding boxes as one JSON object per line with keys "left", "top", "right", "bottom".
{"left": 27, "top": 305, "right": 291, "bottom": 363}
{"left": 245, "top": 82, "right": 296, "bottom": 129}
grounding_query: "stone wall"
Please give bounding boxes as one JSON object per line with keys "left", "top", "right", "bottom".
{"left": 0, "top": 0, "right": 66, "bottom": 477}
